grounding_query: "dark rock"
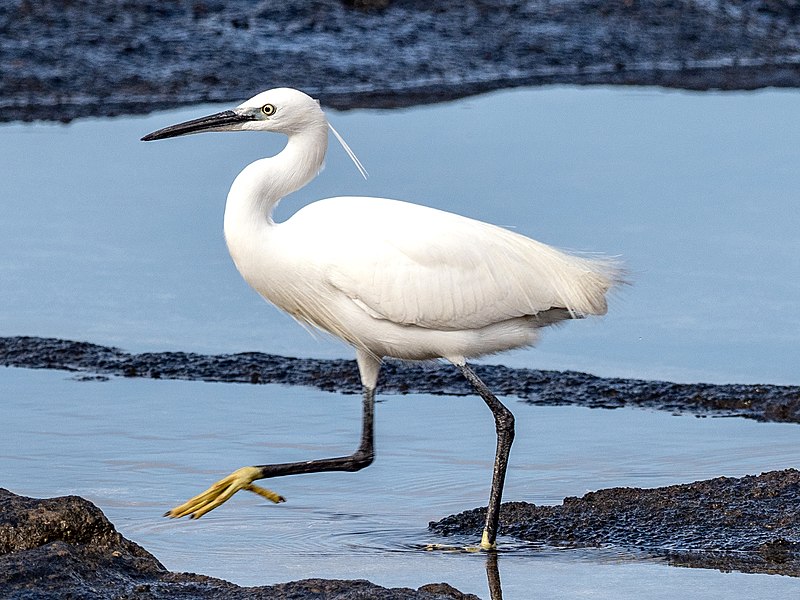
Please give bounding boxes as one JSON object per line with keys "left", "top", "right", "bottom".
{"left": 3, "top": 0, "right": 800, "bottom": 123}
{"left": 430, "top": 469, "right": 800, "bottom": 577}
{"left": 2, "top": 336, "right": 799, "bottom": 424}
{"left": 0, "top": 489, "right": 478, "bottom": 599}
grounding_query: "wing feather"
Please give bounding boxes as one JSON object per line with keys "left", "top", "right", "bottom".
{"left": 288, "top": 197, "right": 622, "bottom": 331}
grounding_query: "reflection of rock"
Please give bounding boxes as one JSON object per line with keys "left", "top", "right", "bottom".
{"left": 431, "top": 469, "right": 800, "bottom": 577}
{"left": 3, "top": 0, "right": 800, "bottom": 123}
{"left": 2, "top": 336, "right": 799, "bottom": 424}
{"left": 0, "top": 489, "right": 478, "bottom": 599}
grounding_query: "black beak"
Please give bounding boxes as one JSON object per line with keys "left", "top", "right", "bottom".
{"left": 141, "top": 109, "right": 256, "bottom": 141}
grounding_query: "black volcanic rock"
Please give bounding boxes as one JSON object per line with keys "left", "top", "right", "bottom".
{"left": 431, "top": 469, "right": 800, "bottom": 577}
{"left": 0, "top": 489, "right": 478, "bottom": 599}
{"left": 2, "top": 336, "right": 799, "bottom": 423}
{"left": 2, "top": 0, "right": 800, "bottom": 123}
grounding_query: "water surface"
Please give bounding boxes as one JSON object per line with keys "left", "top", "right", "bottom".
{"left": 2, "top": 86, "right": 799, "bottom": 598}
{"left": 1, "top": 86, "right": 798, "bottom": 384}
{"left": 3, "top": 368, "right": 799, "bottom": 598}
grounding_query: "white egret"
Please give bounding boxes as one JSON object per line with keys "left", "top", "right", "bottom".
{"left": 142, "top": 88, "right": 624, "bottom": 550}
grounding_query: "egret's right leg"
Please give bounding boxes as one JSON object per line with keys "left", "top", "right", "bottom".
{"left": 165, "top": 384, "right": 376, "bottom": 519}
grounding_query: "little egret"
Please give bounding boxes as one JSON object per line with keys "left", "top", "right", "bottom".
{"left": 142, "top": 88, "right": 623, "bottom": 550}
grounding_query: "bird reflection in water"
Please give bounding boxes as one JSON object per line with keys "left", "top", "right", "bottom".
{"left": 486, "top": 551, "right": 504, "bottom": 600}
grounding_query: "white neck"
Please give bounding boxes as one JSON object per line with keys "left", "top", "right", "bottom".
{"left": 223, "top": 123, "right": 328, "bottom": 241}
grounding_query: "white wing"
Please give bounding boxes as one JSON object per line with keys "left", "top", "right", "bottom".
{"left": 286, "top": 197, "right": 620, "bottom": 331}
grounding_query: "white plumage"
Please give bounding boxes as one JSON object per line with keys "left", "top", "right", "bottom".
{"left": 238, "top": 195, "right": 617, "bottom": 365}
{"left": 142, "top": 87, "right": 623, "bottom": 549}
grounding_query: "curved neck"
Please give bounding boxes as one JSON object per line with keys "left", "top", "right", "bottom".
{"left": 223, "top": 123, "right": 328, "bottom": 237}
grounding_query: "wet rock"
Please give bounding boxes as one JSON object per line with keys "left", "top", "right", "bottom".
{"left": 2, "top": 0, "right": 800, "bottom": 123}
{"left": 430, "top": 469, "right": 800, "bottom": 577}
{"left": 2, "top": 336, "right": 799, "bottom": 424}
{"left": 0, "top": 487, "right": 165, "bottom": 570}
{"left": 0, "top": 489, "right": 478, "bottom": 599}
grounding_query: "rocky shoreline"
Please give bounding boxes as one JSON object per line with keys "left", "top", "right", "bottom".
{"left": 3, "top": 0, "right": 800, "bottom": 124}
{"left": 431, "top": 469, "right": 800, "bottom": 577}
{"left": 0, "top": 489, "right": 477, "bottom": 599}
{"left": 2, "top": 469, "right": 798, "bottom": 599}
{"left": 4, "top": 338, "right": 800, "bottom": 594}
{"left": 3, "top": 336, "right": 799, "bottom": 423}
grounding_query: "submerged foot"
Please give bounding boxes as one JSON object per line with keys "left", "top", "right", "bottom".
{"left": 165, "top": 466, "right": 285, "bottom": 519}
{"left": 423, "top": 543, "right": 484, "bottom": 553}
{"left": 481, "top": 529, "right": 497, "bottom": 550}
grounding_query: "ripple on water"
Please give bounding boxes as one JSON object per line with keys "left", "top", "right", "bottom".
{"left": 127, "top": 503, "right": 664, "bottom": 572}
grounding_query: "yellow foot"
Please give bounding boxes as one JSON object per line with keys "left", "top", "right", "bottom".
{"left": 480, "top": 529, "right": 497, "bottom": 551}
{"left": 165, "top": 466, "right": 285, "bottom": 519}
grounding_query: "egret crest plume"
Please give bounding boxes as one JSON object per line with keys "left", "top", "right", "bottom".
{"left": 329, "top": 122, "right": 368, "bottom": 179}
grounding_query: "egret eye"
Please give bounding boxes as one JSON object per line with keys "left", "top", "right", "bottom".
{"left": 261, "top": 104, "right": 276, "bottom": 116}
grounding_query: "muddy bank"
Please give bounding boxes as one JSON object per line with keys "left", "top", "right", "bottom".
{"left": 3, "top": 0, "right": 800, "bottom": 123}
{"left": 0, "top": 489, "right": 477, "bottom": 599}
{"left": 431, "top": 469, "right": 800, "bottom": 577}
{"left": 2, "top": 336, "right": 799, "bottom": 423}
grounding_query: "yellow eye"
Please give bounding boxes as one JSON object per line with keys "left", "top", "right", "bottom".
{"left": 261, "top": 103, "right": 276, "bottom": 116}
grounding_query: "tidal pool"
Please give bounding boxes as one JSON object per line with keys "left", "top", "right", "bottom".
{"left": 1, "top": 86, "right": 799, "bottom": 598}
{"left": 3, "top": 368, "right": 799, "bottom": 598}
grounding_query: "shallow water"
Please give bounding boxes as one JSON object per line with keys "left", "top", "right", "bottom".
{"left": 1, "top": 87, "right": 799, "bottom": 384}
{"left": 4, "top": 367, "right": 800, "bottom": 598}
{"left": 2, "top": 86, "right": 799, "bottom": 597}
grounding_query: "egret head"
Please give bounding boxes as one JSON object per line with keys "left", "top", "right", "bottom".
{"left": 141, "top": 88, "right": 326, "bottom": 142}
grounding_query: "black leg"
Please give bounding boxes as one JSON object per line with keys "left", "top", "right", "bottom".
{"left": 254, "top": 384, "right": 375, "bottom": 478}
{"left": 166, "top": 385, "right": 376, "bottom": 519}
{"left": 457, "top": 363, "right": 515, "bottom": 550}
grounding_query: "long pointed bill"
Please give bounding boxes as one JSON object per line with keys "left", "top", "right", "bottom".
{"left": 141, "top": 109, "right": 257, "bottom": 141}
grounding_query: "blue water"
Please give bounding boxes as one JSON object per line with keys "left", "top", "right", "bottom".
{"left": 3, "top": 367, "right": 800, "bottom": 599}
{"left": 2, "top": 86, "right": 800, "bottom": 598}
{"left": 1, "top": 86, "right": 798, "bottom": 384}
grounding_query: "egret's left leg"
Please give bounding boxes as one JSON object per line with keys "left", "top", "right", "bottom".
{"left": 457, "top": 363, "right": 515, "bottom": 550}
{"left": 166, "top": 384, "right": 376, "bottom": 519}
